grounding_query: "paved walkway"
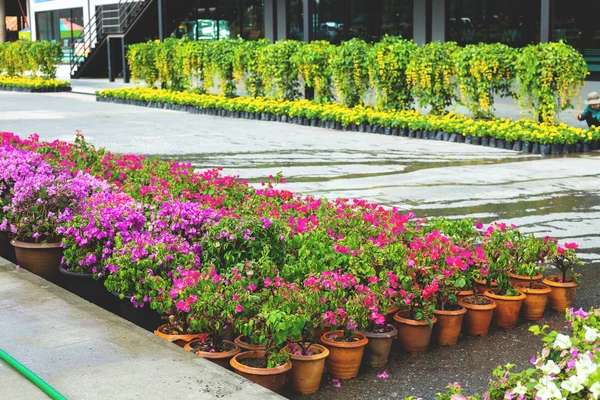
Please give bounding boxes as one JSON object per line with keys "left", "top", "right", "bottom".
{"left": 0, "top": 258, "right": 282, "bottom": 400}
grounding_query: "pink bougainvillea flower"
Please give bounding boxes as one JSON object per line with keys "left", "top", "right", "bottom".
{"left": 377, "top": 371, "right": 389, "bottom": 379}
{"left": 475, "top": 222, "right": 484, "bottom": 229}
{"left": 331, "top": 379, "right": 341, "bottom": 388}
{"left": 235, "top": 304, "right": 243, "bottom": 313}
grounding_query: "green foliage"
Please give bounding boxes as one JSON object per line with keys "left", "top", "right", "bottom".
{"left": 233, "top": 38, "right": 270, "bottom": 97}
{"left": 292, "top": 40, "right": 335, "bottom": 104}
{"left": 127, "top": 41, "right": 159, "bottom": 88}
{"left": 369, "top": 35, "right": 416, "bottom": 110}
{"left": 258, "top": 40, "right": 304, "bottom": 101}
{"left": 329, "top": 38, "right": 370, "bottom": 107}
{"left": 0, "top": 41, "right": 61, "bottom": 79}
{"left": 154, "top": 38, "right": 187, "bottom": 90}
{"left": 204, "top": 39, "right": 240, "bottom": 96}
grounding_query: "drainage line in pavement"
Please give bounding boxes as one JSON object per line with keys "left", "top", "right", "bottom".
{"left": 0, "top": 348, "right": 67, "bottom": 400}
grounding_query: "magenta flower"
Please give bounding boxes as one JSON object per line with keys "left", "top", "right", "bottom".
{"left": 235, "top": 304, "right": 243, "bottom": 313}
{"left": 377, "top": 371, "right": 389, "bottom": 379}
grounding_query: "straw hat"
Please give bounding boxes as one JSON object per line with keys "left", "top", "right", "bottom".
{"left": 584, "top": 92, "right": 600, "bottom": 105}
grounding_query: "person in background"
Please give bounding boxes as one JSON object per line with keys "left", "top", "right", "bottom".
{"left": 576, "top": 91, "right": 600, "bottom": 127}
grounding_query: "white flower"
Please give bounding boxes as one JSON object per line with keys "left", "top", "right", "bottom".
{"left": 584, "top": 326, "right": 599, "bottom": 343}
{"left": 511, "top": 382, "right": 528, "bottom": 395}
{"left": 541, "top": 360, "right": 561, "bottom": 375}
{"left": 590, "top": 382, "right": 600, "bottom": 399}
{"left": 560, "top": 374, "right": 584, "bottom": 394}
{"left": 575, "top": 355, "right": 597, "bottom": 381}
{"left": 534, "top": 376, "right": 563, "bottom": 400}
{"left": 553, "top": 334, "right": 572, "bottom": 350}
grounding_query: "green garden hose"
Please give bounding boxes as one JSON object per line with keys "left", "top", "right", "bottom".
{"left": 0, "top": 349, "right": 67, "bottom": 400}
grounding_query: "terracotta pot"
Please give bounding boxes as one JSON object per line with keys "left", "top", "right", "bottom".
{"left": 230, "top": 350, "right": 292, "bottom": 394}
{"left": 456, "top": 290, "right": 474, "bottom": 302}
{"left": 386, "top": 304, "right": 400, "bottom": 324}
{"left": 0, "top": 230, "right": 16, "bottom": 264}
{"left": 11, "top": 240, "right": 63, "bottom": 281}
{"left": 515, "top": 282, "right": 552, "bottom": 320}
{"left": 508, "top": 271, "right": 543, "bottom": 287}
{"left": 459, "top": 296, "right": 497, "bottom": 336}
{"left": 312, "top": 325, "right": 331, "bottom": 341}
{"left": 361, "top": 325, "right": 398, "bottom": 367}
{"left": 284, "top": 343, "right": 329, "bottom": 394}
{"left": 155, "top": 324, "right": 206, "bottom": 348}
{"left": 484, "top": 289, "right": 526, "bottom": 329}
{"left": 542, "top": 275, "right": 578, "bottom": 311}
{"left": 393, "top": 311, "right": 436, "bottom": 355}
{"left": 320, "top": 330, "right": 368, "bottom": 379}
{"left": 474, "top": 278, "right": 498, "bottom": 294}
{"left": 234, "top": 335, "right": 267, "bottom": 352}
{"left": 221, "top": 324, "right": 235, "bottom": 342}
{"left": 433, "top": 306, "right": 467, "bottom": 345}
{"left": 185, "top": 339, "right": 240, "bottom": 369}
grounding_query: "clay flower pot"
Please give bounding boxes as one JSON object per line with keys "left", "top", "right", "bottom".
{"left": 484, "top": 289, "right": 526, "bottom": 329}
{"left": 474, "top": 278, "right": 498, "bottom": 294}
{"left": 393, "top": 311, "right": 436, "bottom": 355}
{"left": 284, "top": 343, "right": 329, "bottom": 395}
{"left": 509, "top": 271, "right": 543, "bottom": 287}
{"left": 385, "top": 304, "right": 400, "bottom": 324}
{"left": 433, "top": 305, "right": 467, "bottom": 345}
{"left": 320, "top": 330, "right": 368, "bottom": 379}
{"left": 361, "top": 325, "right": 398, "bottom": 367}
{"left": 542, "top": 275, "right": 578, "bottom": 311}
{"left": 459, "top": 296, "right": 497, "bottom": 336}
{"left": 456, "top": 290, "right": 474, "bottom": 303}
{"left": 230, "top": 350, "right": 292, "bottom": 394}
{"left": 0, "top": 230, "right": 16, "bottom": 264}
{"left": 234, "top": 335, "right": 267, "bottom": 352}
{"left": 11, "top": 240, "right": 63, "bottom": 281}
{"left": 154, "top": 324, "right": 206, "bottom": 348}
{"left": 184, "top": 339, "right": 240, "bottom": 369}
{"left": 515, "top": 282, "right": 552, "bottom": 320}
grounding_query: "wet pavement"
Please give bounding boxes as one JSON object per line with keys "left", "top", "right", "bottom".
{"left": 1, "top": 91, "right": 599, "bottom": 399}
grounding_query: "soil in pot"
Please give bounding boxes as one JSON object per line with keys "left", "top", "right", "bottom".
{"left": 184, "top": 339, "right": 240, "bottom": 369}
{"left": 234, "top": 335, "right": 267, "bottom": 352}
{"left": 459, "top": 295, "right": 496, "bottom": 336}
{"left": 11, "top": 240, "right": 63, "bottom": 282}
{"left": 484, "top": 289, "right": 526, "bottom": 329}
{"left": 361, "top": 324, "right": 398, "bottom": 367}
{"left": 542, "top": 275, "right": 578, "bottom": 311}
{"left": 0, "top": 230, "right": 17, "bottom": 264}
{"left": 433, "top": 304, "right": 467, "bottom": 346}
{"left": 155, "top": 324, "right": 206, "bottom": 348}
{"left": 320, "top": 330, "right": 368, "bottom": 379}
{"left": 456, "top": 290, "right": 474, "bottom": 302}
{"left": 393, "top": 311, "right": 436, "bottom": 355}
{"left": 284, "top": 343, "right": 329, "bottom": 395}
{"left": 230, "top": 350, "right": 292, "bottom": 394}
{"left": 515, "top": 282, "right": 552, "bottom": 320}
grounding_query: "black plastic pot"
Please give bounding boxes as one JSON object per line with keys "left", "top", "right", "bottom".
{"left": 443, "top": 132, "right": 451, "bottom": 141}
{"left": 465, "top": 135, "right": 473, "bottom": 144}
{"left": 505, "top": 141, "right": 514, "bottom": 150}
{"left": 416, "top": 130, "right": 423, "bottom": 139}
{"left": 384, "top": 127, "right": 392, "bottom": 135}
{"left": 575, "top": 142, "right": 583, "bottom": 153}
{"left": 372, "top": 125, "right": 380, "bottom": 134}
{"left": 401, "top": 127, "right": 409, "bottom": 137}
{"left": 551, "top": 144, "right": 563, "bottom": 155}
{"left": 310, "top": 119, "right": 318, "bottom": 127}
{"left": 448, "top": 133, "right": 457, "bottom": 142}
{"left": 435, "top": 131, "right": 444, "bottom": 140}
{"left": 563, "top": 144, "right": 572, "bottom": 154}
{"left": 392, "top": 128, "right": 399, "bottom": 136}
{"left": 481, "top": 137, "right": 489, "bottom": 147}
{"left": 112, "top": 292, "right": 163, "bottom": 332}
{"left": 456, "top": 135, "right": 465, "bottom": 143}
{"left": 408, "top": 129, "right": 416, "bottom": 138}
{"left": 489, "top": 138, "right": 497, "bottom": 147}
{"left": 496, "top": 139, "right": 506, "bottom": 149}
{"left": 472, "top": 136, "right": 481, "bottom": 145}
{"left": 540, "top": 144, "right": 551, "bottom": 155}
{"left": 59, "top": 266, "right": 119, "bottom": 313}
{"left": 531, "top": 143, "right": 541, "bottom": 154}
{"left": 522, "top": 142, "right": 531, "bottom": 153}
{"left": 512, "top": 141, "right": 521, "bottom": 152}
{"left": 583, "top": 143, "right": 591, "bottom": 153}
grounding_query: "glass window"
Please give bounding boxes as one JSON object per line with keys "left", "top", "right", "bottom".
{"left": 243, "top": 0, "right": 264, "bottom": 39}
{"left": 311, "top": 0, "right": 349, "bottom": 44}
{"left": 217, "top": 0, "right": 240, "bottom": 39}
{"left": 36, "top": 8, "right": 83, "bottom": 47}
{"left": 553, "top": 0, "right": 600, "bottom": 50}
{"left": 287, "top": 0, "right": 304, "bottom": 41}
{"left": 446, "top": 0, "right": 540, "bottom": 47}
{"left": 381, "top": 0, "right": 413, "bottom": 39}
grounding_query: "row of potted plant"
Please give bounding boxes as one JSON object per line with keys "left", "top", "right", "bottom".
{"left": 0, "top": 41, "right": 62, "bottom": 79}
{"left": 0, "top": 132, "right": 584, "bottom": 395}
{"left": 428, "top": 307, "right": 599, "bottom": 400}
{"left": 97, "top": 87, "right": 600, "bottom": 150}
{"left": 0, "top": 76, "right": 71, "bottom": 92}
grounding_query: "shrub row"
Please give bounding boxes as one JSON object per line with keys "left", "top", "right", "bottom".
{"left": 127, "top": 37, "right": 587, "bottom": 124}
{"left": 0, "top": 76, "right": 71, "bottom": 92}
{"left": 0, "top": 41, "right": 62, "bottom": 79}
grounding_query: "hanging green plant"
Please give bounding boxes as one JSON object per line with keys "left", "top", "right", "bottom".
{"left": 155, "top": 38, "right": 187, "bottom": 90}
{"left": 516, "top": 42, "right": 588, "bottom": 124}
{"left": 127, "top": 41, "right": 159, "bottom": 88}
{"left": 258, "top": 40, "right": 304, "bottom": 101}
{"left": 369, "top": 35, "right": 416, "bottom": 111}
{"left": 407, "top": 41, "right": 459, "bottom": 115}
{"left": 291, "top": 40, "right": 335, "bottom": 104}
{"left": 329, "top": 38, "right": 370, "bottom": 108}
{"left": 233, "top": 38, "right": 270, "bottom": 98}
{"left": 180, "top": 40, "right": 208, "bottom": 93}
{"left": 455, "top": 43, "right": 516, "bottom": 119}
{"left": 204, "top": 39, "right": 240, "bottom": 97}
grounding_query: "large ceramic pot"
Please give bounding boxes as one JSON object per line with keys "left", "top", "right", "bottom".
{"left": 155, "top": 324, "right": 206, "bottom": 348}
{"left": 542, "top": 275, "right": 578, "bottom": 312}
{"left": 112, "top": 292, "right": 162, "bottom": 332}
{"left": 474, "top": 278, "right": 498, "bottom": 294}
{"left": 508, "top": 271, "right": 543, "bottom": 287}
{"left": 11, "top": 240, "right": 63, "bottom": 281}
{"left": 320, "top": 330, "right": 368, "bottom": 379}
{"left": 361, "top": 325, "right": 398, "bottom": 367}
{"left": 433, "top": 305, "right": 467, "bottom": 345}
{"left": 58, "top": 265, "right": 118, "bottom": 312}
{"left": 185, "top": 339, "right": 240, "bottom": 369}
{"left": 284, "top": 343, "right": 329, "bottom": 395}
{"left": 515, "top": 282, "right": 552, "bottom": 320}
{"left": 456, "top": 290, "right": 474, "bottom": 303}
{"left": 230, "top": 350, "right": 292, "bottom": 394}
{"left": 393, "top": 311, "right": 436, "bottom": 355}
{"left": 234, "top": 335, "right": 267, "bottom": 352}
{"left": 459, "top": 296, "right": 497, "bottom": 336}
{"left": 0, "top": 230, "right": 16, "bottom": 264}
{"left": 484, "top": 289, "right": 526, "bottom": 329}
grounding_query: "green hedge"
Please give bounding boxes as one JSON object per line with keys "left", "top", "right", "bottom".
{"left": 0, "top": 41, "right": 62, "bottom": 79}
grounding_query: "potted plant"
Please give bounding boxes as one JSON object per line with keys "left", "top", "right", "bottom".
{"left": 508, "top": 233, "right": 547, "bottom": 286}
{"left": 155, "top": 314, "right": 206, "bottom": 348}
{"left": 542, "top": 242, "right": 582, "bottom": 311}
{"left": 481, "top": 224, "right": 526, "bottom": 329}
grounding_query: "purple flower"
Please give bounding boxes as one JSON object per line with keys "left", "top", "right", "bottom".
{"left": 377, "top": 371, "right": 389, "bottom": 379}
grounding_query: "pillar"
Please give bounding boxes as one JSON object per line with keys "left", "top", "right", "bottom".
{"left": 265, "top": 0, "right": 275, "bottom": 41}
{"left": 540, "top": 0, "right": 551, "bottom": 42}
{"left": 413, "top": 0, "right": 426, "bottom": 45}
{"left": 0, "top": 0, "right": 6, "bottom": 43}
{"left": 276, "top": 0, "right": 286, "bottom": 40}
{"left": 302, "top": 0, "right": 310, "bottom": 42}
{"left": 431, "top": 0, "right": 445, "bottom": 42}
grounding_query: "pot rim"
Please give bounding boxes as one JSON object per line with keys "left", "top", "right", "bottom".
{"left": 473, "top": 278, "right": 498, "bottom": 286}
{"left": 393, "top": 311, "right": 437, "bottom": 326}
{"left": 458, "top": 296, "right": 497, "bottom": 310}
{"left": 234, "top": 334, "right": 267, "bottom": 350}
{"left": 184, "top": 339, "right": 241, "bottom": 359}
{"left": 320, "top": 330, "right": 368, "bottom": 348}
{"left": 433, "top": 305, "right": 467, "bottom": 316}
{"left": 509, "top": 271, "right": 543, "bottom": 280}
{"left": 283, "top": 343, "right": 330, "bottom": 361}
{"left": 58, "top": 264, "right": 94, "bottom": 278}
{"left": 11, "top": 240, "right": 62, "bottom": 249}
{"left": 155, "top": 324, "right": 206, "bottom": 342}
{"left": 515, "top": 282, "right": 552, "bottom": 294}
{"left": 542, "top": 276, "right": 579, "bottom": 288}
{"left": 230, "top": 350, "right": 292, "bottom": 375}
{"left": 484, "top": 289, "right": 526, "bottom": 301}
{"left": 361, "top": 325, "right": 398, "bottom": 339}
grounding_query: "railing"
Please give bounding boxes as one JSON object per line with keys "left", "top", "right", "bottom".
{"left": 69, "top": 0, "right": 151, "bottom": 77}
